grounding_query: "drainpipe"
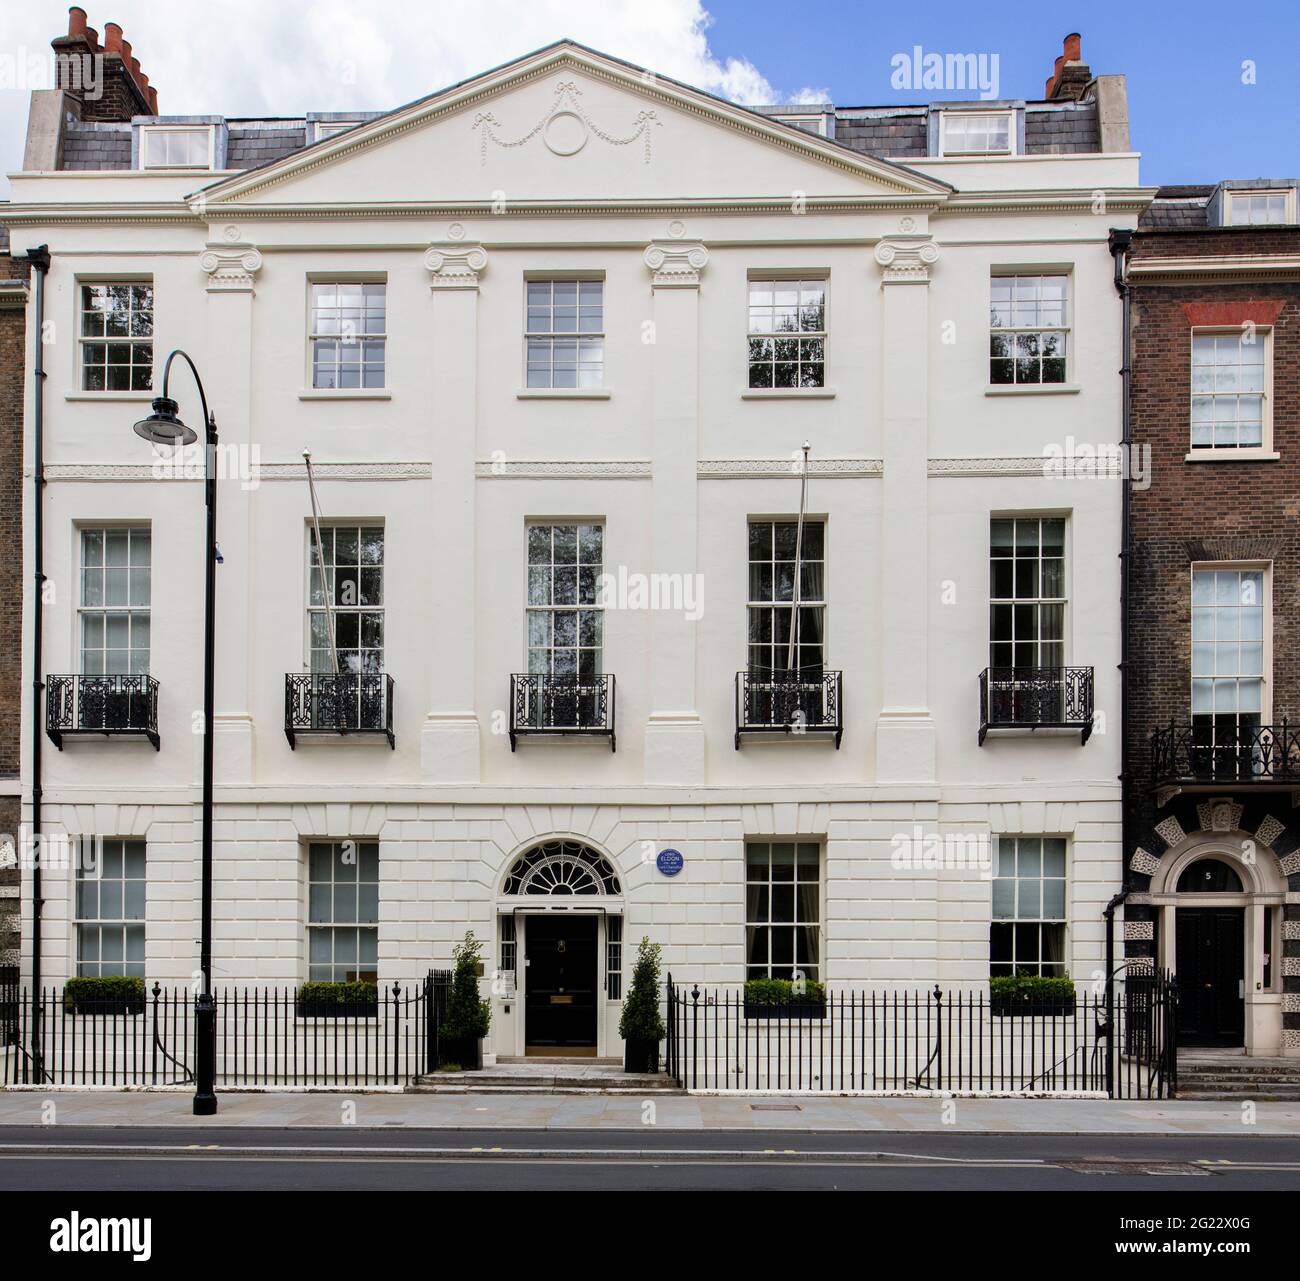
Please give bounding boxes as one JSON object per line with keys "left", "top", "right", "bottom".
{"left": 1106, "top": 227, "right": 1134, "bottom": 1098}
{"left": 26, "top": 245, "right": 50, "bottom": 1080}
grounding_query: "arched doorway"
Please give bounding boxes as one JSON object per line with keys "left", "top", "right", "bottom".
{"left": 1174, "top": 858, "right": 1245, "bottom": 1046}
{"left": 498, "top": 841, "right": 623, "bottom": 1056}
{"left": 1148, "top": 837, "right": 1287, "bottom": 1056}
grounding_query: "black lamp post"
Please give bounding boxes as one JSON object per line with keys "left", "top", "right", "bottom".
{"left": 133, "top": 350, "right": 219, "bottom": 1116}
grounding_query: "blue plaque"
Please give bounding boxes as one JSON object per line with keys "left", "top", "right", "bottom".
{"left": 656, "top": 848, "right": 684, "bottom": 877}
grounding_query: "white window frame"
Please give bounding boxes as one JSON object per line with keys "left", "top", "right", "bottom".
{"left": 746, "top": 275, "right": 828, "bottom": 390}
{"left": 1188, "top": 326, "right": 1273, "bottom": 457}
{"left": 989, "top": 272, "right": 1071, "bottom": 386}
{"left": 767, "top": 113, "right": 828, "bottom": 137}
{"left": 744, "top": 840, "right": 823, "bottom": 984}
{"left": 308, "top": 279, "right": 387, "bottom": 391}
{"left": 989, "top": 516, "right": 1067, "bottom": 671}
{"left": 939, "top": 110, "right": 1015, "bottom": 157}
{"left": 75, "top": 839, "right": 146, "bottom": 978}
{"left": 139, "top": 125, "right": 215, "bottom": 170}
{"left": 309, "top": 121, "right": 365, "bottom": 144}
{"left": 990, "top": 836, "right": 1068, "bottom": 977}
{"left": 306, "top": 840, "right": 380, "bottom": 984}
{"left": 1227, "top": 188, "right": 1296, "bottom": 226}
{"left": 524, "top": 278, "right": 605, "bottom": 389}
{"left": 1190, "top": 561, "right": 1272, "bottom": 732}
{"left": 78, "top": 525, "right": 151, "bottom": 676}
{"left": 305, "top": 523, "right": 385, "bottom": 675}
{"left": 524, "top": 522, "right": 604, "bottom": 680}
{"left": 78, "top": 281, "right": 154, "bottom": 393}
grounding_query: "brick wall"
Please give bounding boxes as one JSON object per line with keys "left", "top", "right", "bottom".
{"left": 1126, "top": 227, "right": 1300, "bottom": 803}
{"left": 1124, "top": 226, "right": 1300, "bottom": 1038}
{"left": 0, "top": 245, "right": 28, "bottom": 979}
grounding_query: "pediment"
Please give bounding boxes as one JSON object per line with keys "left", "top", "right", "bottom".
{"left": 195, "top": 42, "right": 950, "bottom": 212}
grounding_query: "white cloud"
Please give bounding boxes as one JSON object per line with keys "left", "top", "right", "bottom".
{"left": 0, "top": 0, "right": 827, "bottom": 199}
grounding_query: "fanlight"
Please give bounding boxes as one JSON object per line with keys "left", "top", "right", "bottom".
{"left": 503, "top": 840, "right": 621, "bottom": 896}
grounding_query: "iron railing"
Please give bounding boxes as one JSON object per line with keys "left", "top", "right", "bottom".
{"left": 2, "top": 977, "right": 450, "bottom": 1088}
{"left": 735, "top": 668, "right": 843, "bottom": 748}
{"left": 978, "top": 666, "right": 1093, "bottom": 745}
{"left": 664, "top": 974, "right": 1176, "bottom": 1098}
{"left": 509, "top": 673, "right": 616, "bottom": 751}
{"left": 285, "top": 672, "right": 395, "bottom": 749}
{"left": 1151, "top": 720, "right": 1300, "bottom": 785}
{"left": 46, "top": 674, "right": 160, "bottom": 750}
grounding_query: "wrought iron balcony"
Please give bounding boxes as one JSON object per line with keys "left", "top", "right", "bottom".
{"left": 509, "top": 673, "right": 615, "bottom": 751}
{"left": 978, "top": 666, "right": 1093, "bottom": 746}
{"left": 1151, "top": 721, "right": 1300, "bottom": 787}
{"left": 46, "top": 674, "right": 160, "bottom": 751}
{"left": 284, "top": 672, "right": 395, "bottom": 749}
{"left": 735, "top": 668, "right": 843, "bottom": 749}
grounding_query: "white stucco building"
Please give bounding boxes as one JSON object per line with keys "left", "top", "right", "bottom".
{"left": 6, "top": 34, "right": 1149, "bottom": 1058}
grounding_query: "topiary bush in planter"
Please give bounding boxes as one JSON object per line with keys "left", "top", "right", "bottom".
{"left": 743, "top": 977, "right": 827, "bottom": 1019}
{"left": 618, "top": 937, "right": 666, "bottom": 1072}
{"left": 63, "top": 975, "right": 146, "bottom": 1015}
{"left": 294, "top": 980, "right": 379, "bottom": 1018}
{"left": 439, "top": 931, "right": 490, "bottom": 1070}
{"left": 990, "top": 973, "right": 1076, "bottom": 1016}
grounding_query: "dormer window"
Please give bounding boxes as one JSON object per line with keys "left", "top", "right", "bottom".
{"left": 1228, "top": 188, "right": 1296, "bottom": 226}
{"left": 939, "top": 110, "right": 1014, "bottom": 156}
{"left": 311, "top": 121, "right": 363, "bottom": 143}
{"left": 768, "top": 113, "right": 828, "bottom": 138}
{"left": 139, "top": 126, "right": 213, "bottom": 170}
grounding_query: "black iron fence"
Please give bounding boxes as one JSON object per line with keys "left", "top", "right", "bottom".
{"left": 2, "top": 975, "right": 450, "bottom": 1088}
{"left": 509, "top": 673, "right": 616, "bottom": 750}
{"left": 735, "top": 668, "right": 843, "bottom": 748}
{"left": 284, "top": 672, "right": 395, "bottom": 748}
{"left": 1151, "top": 720, "right": 1300, "bottom": 784}
{"left": 978, "top": 666, "right": 1093, "bottom": 745}
{"left": 46, "top": 674, "right": 160, "bottom": 750}
{"left": 664, "top": 973, "right": 1177, "bottom": 1098}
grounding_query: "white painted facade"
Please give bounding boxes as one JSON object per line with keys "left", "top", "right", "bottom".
{"left": 7, "top": 45, "right": 1147, "bottom": 1057}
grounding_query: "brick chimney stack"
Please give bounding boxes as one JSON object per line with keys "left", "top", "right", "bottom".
{"left": 51, "top": 6, "right": 157, "bottom": 121}
{"left": 1044, "top": 32, "right": 1092, "bottom": 101}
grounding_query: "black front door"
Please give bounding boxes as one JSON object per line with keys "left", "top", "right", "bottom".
{"left": 525, "top": 915, "right": 598, "bottom": 1049}
{"left": 1176, "top": 907, "right": 1245, "bottom": 1046}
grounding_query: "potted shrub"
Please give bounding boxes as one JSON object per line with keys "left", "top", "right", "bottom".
{"left": 294, "top": 980, "right": 378, "bottom": 1018}
{"left": 63, "top": 975, "right": 146, "bottom": 1016}
{"left": 618, "top": 937, "right": 666, "bottom": 1072}
{"left": 439, "top": 931, "right": 490, "bottom": 1070}
{"left": 990, "top": 973, "right": 1076, "bottom": 1017}
{"left": 743, "top": 977, "right": 827, "bottom": 1019}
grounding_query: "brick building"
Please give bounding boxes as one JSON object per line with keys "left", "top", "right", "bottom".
{"left": 0, "top": 231, "right": 29, "bottom": 982}
{"left": 1121, "top": 184, "right": 1300, "bottom": 1057}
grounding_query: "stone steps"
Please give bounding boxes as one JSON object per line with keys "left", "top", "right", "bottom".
{"left": 407, "top": 1067, "right": 682, "bottom": 1095}
{"left": 1175, "top": 1058, "right": 1300, "bottom": 1100}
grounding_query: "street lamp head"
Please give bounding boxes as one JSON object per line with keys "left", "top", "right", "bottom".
{"left": 133, "top": 396, "right": 198, "bottom": 447}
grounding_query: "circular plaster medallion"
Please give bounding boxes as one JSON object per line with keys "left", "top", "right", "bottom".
{"left": 898, "top": 215, "right": 917, "bottom": 233}
{"left": 447, "top": 222, "right": 466, "bottom": 240}
{"left": 667, "top": 220, "right": 686, "bottom": 239}
{"left": 543, "top": 110, "right": 588, "bottom": 156}
{"left": 221, "top": 224, "right": 241, "bottom": 242}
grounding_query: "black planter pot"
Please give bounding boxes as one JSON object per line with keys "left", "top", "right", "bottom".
{"left": 743, "top": 999, "right": 827, "bottom": 1020}
{"left": 294, "top": 998, "right": 379, "bottom": 1019}
{"left": 439, "top": 1035, "right": 482, "bottom": 1071}
{"left": 624, "top": 1037, "right": 660, "bottom": 1073}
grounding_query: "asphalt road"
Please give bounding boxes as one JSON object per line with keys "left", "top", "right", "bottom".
{"left": 2, "top": 1125, "right": 1299, "bottom": 1191}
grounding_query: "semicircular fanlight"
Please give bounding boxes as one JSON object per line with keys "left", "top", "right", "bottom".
{"left": 503, "top": 840, "right": 621, "bottom": 896}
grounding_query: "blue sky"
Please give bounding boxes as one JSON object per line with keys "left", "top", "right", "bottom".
{"left": 695, "top": 0, "right": 1300, "bottom": 185}
{"left": 1, "top": 0, "right": 1296, "bottom": 191}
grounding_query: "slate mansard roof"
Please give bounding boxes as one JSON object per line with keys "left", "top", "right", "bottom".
{"left": 56, "top": 96, "right": 1103, "bottom": 173}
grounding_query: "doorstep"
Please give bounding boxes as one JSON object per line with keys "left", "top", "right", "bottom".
{"left": 407, "top": 1059, "right": 682, "bottom": 1095}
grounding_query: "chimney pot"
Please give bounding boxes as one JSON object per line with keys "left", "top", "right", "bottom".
{"left": 1064, "top": 33, "right": 1081, "bottom": 62}
{"left": 103, "top": 21, "right": 123, "bottom": 53}
{"left": 67, "top": 6, "right": 87, "bottom": 37}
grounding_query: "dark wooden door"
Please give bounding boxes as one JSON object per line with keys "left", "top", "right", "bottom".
{"left": 1176, "top": 908, "right": 1245, "bottom": 1046}
{"left": 525, "top": 915, "right": 598, "bottom": 1048}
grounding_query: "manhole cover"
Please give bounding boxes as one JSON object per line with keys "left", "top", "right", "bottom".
{"left": 749, "top": 1103, "right": 803, "bottom": 1112}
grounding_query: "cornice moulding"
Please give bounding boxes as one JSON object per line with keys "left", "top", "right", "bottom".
{"left": 474, "top": 459, "right": 651, "bottom": 478}
{"left": 698, "top": 458, "right": 882, "bottom": 479}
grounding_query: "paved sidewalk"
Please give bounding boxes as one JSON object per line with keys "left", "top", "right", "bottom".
{"left": 0, "top": 1089, "right": 1294, "bottom": 1134}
